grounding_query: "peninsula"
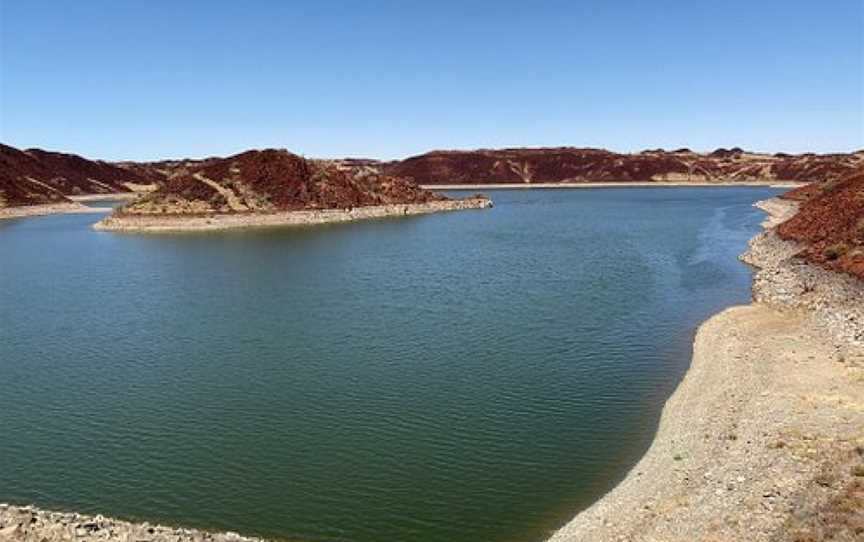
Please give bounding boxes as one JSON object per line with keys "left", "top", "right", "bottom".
{"left": 92, "top": 149, "right": 491, "bottom": 232}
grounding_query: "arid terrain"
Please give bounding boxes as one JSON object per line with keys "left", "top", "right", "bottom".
{"left": 93, "top": 149, "right": 491, "bottom": 231}
{"left": 776, "top": 170, "right": 864, "bottom": 280}
{"left": 0, "top": 144, "right": 160, "bottom": 208}
{"left": 381, "top": 147, "right": 864, "bottom": 186}
{"left": 550, "top": 168, "right": 864, "bottom": 542}
{"left": 2, "top": 147, "right": 862, "bottom": 541}
{"left": 2, "top": 144, "right": 862, "bottom": 212}
{"left": 117, "top": 149, "right": 448, "bottom": 215}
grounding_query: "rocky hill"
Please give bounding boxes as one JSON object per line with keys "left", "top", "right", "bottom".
{"left": 4, "top": 142, "right": 861, "bottom": 209}
{"left": 382, "top": 147, "right": 863, "bottom": 185}
{"left": 120, "top": 149, "right": 446, "bottom": 215}
{"left": 0, "top": 144, "right": 162, "bottom": 207}
{"left": 777, "top": 168, "right": 864, "bottom": 279}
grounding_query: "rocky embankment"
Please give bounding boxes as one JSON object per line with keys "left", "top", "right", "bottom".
{"left": 0, "top": 505, "right": 262, "bottom": 542}
{"left": 548, "top": 196, "right": 864, "bottom": 542}
{"left": 94, "top": 196, "right": 492, "bottom": 232}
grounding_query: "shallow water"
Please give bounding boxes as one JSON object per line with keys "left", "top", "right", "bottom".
{"left": 0, "top": 187, "right": 780, "bottom": 542}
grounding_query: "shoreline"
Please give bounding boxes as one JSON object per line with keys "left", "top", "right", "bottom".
{"left": 69, "top": 193, "right": 140, "bottom": 202}
{"left": 4, "top": 196, "right": 862, "bottom": 542}
{"left": 0, "top": 202, "right": 110, "bottom": 221}
{"left": 93, "top": 197, "right": 492, "bottom": 233}
{"left": 547, "top": 197, "right": 864, "bottom": 541}
{"left": 0, "top": 505, "right": 263, "bottom": 542}
{"left": 422, "top": 181, "right": 804, "bottom": 190}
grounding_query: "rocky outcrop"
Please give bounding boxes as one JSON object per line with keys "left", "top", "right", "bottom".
{"left": 382, "top": 147, "right": 863, "bottom": 185}
{"left": 0, "top": 504, "right": 262, "bottom": 542}
{"left": 775, "top": 169, "right": 864, "bottom": 280}
{"left": 742, "top": 199, "right": 864, "bottom": 349}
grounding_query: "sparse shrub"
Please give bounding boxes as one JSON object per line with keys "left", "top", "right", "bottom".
{"left": 824, "top": 243, "right": 849, "bottom": 260}
{"left": 820, "top": 178, "right": 843, "bottom": 193}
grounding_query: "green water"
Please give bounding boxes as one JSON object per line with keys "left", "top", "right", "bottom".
{"left": 0, "top": 187, "right": 780, "bottom": 542}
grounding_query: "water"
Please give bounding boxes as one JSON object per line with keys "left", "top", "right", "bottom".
{"left": 0, "top": 187, "right": 780, "bottom": 542}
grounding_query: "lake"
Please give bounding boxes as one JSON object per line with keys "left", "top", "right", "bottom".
{"left": 0, "top": 187, "right": 781, "bottom": 542}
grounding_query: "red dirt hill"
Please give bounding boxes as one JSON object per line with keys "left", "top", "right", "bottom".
{"left": 122, "top": 149, "right": 445, "bottom": 215}
{"left": 382, "top": 148, "right": 862, "bottom": 185}
{"left": 777, "top": 169, "right": 864, "bottom": 280}
{"left": 0, "top": 143, "right": 164, "bottom": 207}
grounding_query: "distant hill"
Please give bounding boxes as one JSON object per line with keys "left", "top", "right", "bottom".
{"left": 381, "top": 147, "right": 864, "bottom": 185}
{"left": 3, "top": 142, "right": 862, "bottom": 208}
{"left": 0, "top": 144, "right": 162, "bottom": 207}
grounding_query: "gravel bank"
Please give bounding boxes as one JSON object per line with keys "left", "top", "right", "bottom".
{"left": 0, "top": 202, "right": 108, "bottom": 221}
{"left": 0, "top": 505, "right": 263, "bottom": 542}
{"left": 548, "top": 197, "right": 864, "bottom": 542}
{"left": 93, "top": 197, "right": 492, "bottom": 232}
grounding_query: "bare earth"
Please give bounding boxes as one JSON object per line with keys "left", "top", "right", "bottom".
{"left": 0, "top": 202, "right": 109, "bottom": 221}
{"left": 548, "top": 198, "right": 864, "bottom": 542}
{"left": 93, "top": 197, "right": 492, "bottom": 233}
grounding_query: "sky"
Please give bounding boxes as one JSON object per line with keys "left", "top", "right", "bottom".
{"left": 1, "top": 1, "right": 862, "bottom": 161}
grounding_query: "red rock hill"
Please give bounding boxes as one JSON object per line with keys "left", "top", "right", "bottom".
{"left": 121, "top": 149, "right": 445, "bottom": 215}
{"left": 382, "top": 147, "right": 862, "bottom": 185}
{"left": 778, "top": 169, "right": 864, "bottom": 280}
{"left": 0, "top": 144, "right": 163, "bottom": 207}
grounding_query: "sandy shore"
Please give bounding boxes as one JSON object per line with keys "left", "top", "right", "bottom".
{"left": 93, "top": 197, "right": 492, "bottom": 232}
{"left": 422, "top": 181, "right": 804, "bottom": 190}
{"left": 69, "top": 193, "right": 140, "bottom": 202}
{"left": 0, "top": 202, "right": 110, "bottom": 221}
{"left": 548, "top": 197, "right": 864, "bottom": 541}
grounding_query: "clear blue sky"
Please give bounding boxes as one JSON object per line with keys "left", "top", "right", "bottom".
{"left": 1, "top": 1, "right": 862, "bottom": 160}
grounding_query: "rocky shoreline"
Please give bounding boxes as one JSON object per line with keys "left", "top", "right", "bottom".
{"left": 93, "top": 197, "right": 492, "bottom": 232}
{"left": 0, "top": 505, "right": 263, "bottom": 542}
{"left": 548, "top": 197, "right": 864, "bottom": 541}
{"left": 0, "top": 202, "right": 109, "bottom": 221}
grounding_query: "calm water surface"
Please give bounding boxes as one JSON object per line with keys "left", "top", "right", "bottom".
{"left": 0, "top": 188, "right": 780, "bottom": 542}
